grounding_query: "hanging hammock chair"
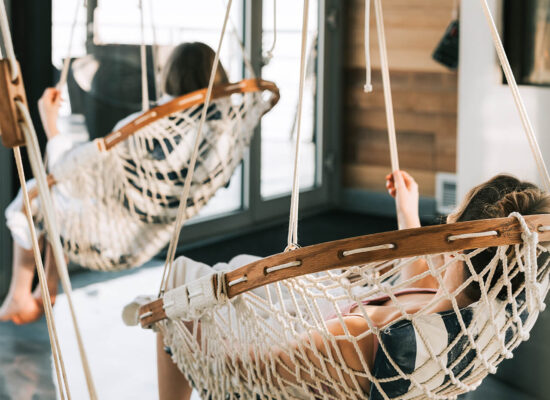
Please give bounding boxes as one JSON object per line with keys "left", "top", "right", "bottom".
{"left": 8, "top": 0, "right": 280, "bottom": 271}
{"left": 21, "top": 79, "right": 278, "bottom": 271}
{"left": 135, "top": 214, "right": 550, "bottom": 399}
{"left": 127, "top": 0, "right": 550, "bottom": 399}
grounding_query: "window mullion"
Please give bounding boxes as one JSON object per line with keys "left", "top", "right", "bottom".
{"left": 245, "top": 0, "right": 263, "bottom": 220}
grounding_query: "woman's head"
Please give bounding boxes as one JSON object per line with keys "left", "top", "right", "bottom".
{"left": 448, "top": 174, "right": 550, "bottom": 301}
{"left": 161, "top": 42, "right": 229, "bottom": 97}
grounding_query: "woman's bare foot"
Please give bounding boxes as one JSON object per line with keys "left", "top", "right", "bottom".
{"left": 0, "top": 293, "right": 43, "bottom": 325}
{"left": 0, "top": 240, "right": 52, "bottom": 325}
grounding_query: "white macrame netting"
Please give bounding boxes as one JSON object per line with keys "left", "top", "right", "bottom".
{"left": 31, "top": 89, "right": 273, "bottom": 271}
{"left": 155, "top": 214, "right": 549, "bottom": 400}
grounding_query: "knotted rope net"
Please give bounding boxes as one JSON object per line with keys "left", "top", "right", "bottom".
{"left": 27, "top": 84, "right": 277, "bottom": 270}
{"left": 149, "top": 213, "right": 549, "bottom": 399}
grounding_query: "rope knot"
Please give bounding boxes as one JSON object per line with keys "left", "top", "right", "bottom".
{"left": 521, "top": 229, "right": 538, "bottom": 247}
{"left": 284, "top": 243, "right": 301, "bottom": 252}
{"left": 509, "top": 212, "right": 543, "bottom": 315}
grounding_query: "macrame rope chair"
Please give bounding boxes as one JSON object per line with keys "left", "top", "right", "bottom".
{"left": 28, "top": 79, "right": 279, "bottom": 271}
{"left": 20, "top": 0, "right": 280, "bottom": 271}
{"left": 131, "top": 0, "right": 550, "bottom": 399}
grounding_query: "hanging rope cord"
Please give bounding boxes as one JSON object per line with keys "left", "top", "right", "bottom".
{"left": 480, "top": 0, "right": 550, "bottom": 192}
{"left": 159, "top": 0, "right": 234, "bottom": 294}
{"left": 363, "top": 0, "right": 373, "bottom": 92}
{"left": 57, "top": 0, "right": 83, "bottom": 89}
{"left": 285, "top": 0, "right": 310, "bottom": 250}
{"left": 363, "top": 0, "right": 398, "bottom": 169}
{"left": 12, "top": 149, "right": 72, "bottom": 400}
{"left": 0, "top": 5, "right": 71, "bottom": 398}
{"left": 139, "top": 0, "right": 149, "bottom": 111}
{"left": 17, "top": 103, "right": 98, "bottom": 400}
{"left": 148, "top": 0, "right": 161, "bottom": 102}
{"left": 0, "top": 1, "right": 97, "bottom": 398}
{"left": 373, "top": 0, "right": 399, "bottom": 173}
{"left": 0, "top": 0, "right": 16, "bottom": 82}
{"left": 224, "top": 0, "right": 257, "bottom": 79}
{"left": 264, "top": 0, "right": 277, "bottom": 64}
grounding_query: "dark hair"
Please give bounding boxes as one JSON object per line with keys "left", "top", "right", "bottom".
{"left": 161, "top": 42, "right": 229, "bottom": 97}
{"left": 447, "top": 175, "right": 550, "bottom": 301}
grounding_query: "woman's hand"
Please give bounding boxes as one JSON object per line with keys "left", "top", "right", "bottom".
{"left": 38, "top": 88, "right": 62, "bottom": 140}
{"left": 386, "top": 170, "right": 421, "bottom": 230}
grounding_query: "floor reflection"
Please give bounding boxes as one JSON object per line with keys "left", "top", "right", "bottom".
{"left": 0, "top": 319, "right": 56, "bottom": 400}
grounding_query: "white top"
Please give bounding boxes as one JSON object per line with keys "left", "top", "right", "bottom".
{"left": 5, "top": 96, "right": 175, "bottom": 250}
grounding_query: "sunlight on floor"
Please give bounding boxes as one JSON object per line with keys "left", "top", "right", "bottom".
{"left": 54, "top": 263, "right": 201, "bottom": 399}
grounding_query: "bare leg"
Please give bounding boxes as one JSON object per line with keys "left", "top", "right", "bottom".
{"left": 157, "top": 334, "right": 193, "bottom": 400}
{"left": 32, "top": 243, "right": 59, "bottom": 306}
{"left": 0, "top": 241, "right": 41, "bottom": 324}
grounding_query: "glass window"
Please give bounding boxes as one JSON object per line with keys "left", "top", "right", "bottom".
{"left": 260, "top": 0, "right": 319, "bottom": 198}
{"left": 50, "top": 0, "right": 334, "bottom": 243}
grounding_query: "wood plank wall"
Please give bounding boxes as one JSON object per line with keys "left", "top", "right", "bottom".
{"left": 342, "top": 0, "right": 458, "bottom": 197}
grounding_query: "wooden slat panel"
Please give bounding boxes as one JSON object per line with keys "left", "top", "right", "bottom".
{"left": 344, "top": 0, "right": 457, "bottom": 73}
{"left": 347, "top": 108, "right": 457, "bottom": 136}
{"left": 342, "top": 0, "right": 458, "bottom": 193}
{"left": 354, "top": 129, "right": 436, "bottom": 171}
{"left": 343, "top": 164, "right": 436, "bottom": 197}
{"left": 346, "top": 85, "right": 458, "bottom": 114}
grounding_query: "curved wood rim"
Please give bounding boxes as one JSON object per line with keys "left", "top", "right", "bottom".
{"left": 139, "top": 214, "right": 550, "bottom": 327}
{"left": 101, "top": 78, "right": 279, "bottom": 150}
{"left": 27, "top": 79, "right": 279, "bottom": 202}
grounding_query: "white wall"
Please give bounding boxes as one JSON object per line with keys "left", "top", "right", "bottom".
{"left": 457, "top": 0, "right": 550, "bottom": 199}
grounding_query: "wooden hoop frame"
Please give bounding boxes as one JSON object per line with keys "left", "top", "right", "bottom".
{"left": 99, "top": 78, "right": 279, "bottom": 150}
{"left": 27, "top": 79, "right": 279, "bottom": 201}
{"left": 139, "top": 214, "right": 550, "bottom": 327}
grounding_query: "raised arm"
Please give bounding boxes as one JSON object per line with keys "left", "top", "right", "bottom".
{"left": 386, "top": 170, "right": 421, "bottom": 230}
{"left": 386, "top": 170, "right": 439, "bottom": 288}
{"left": 38, "top": 88, "right": 62, "bottom": 140}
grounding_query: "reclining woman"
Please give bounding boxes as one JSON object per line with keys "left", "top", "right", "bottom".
{"left": 156, "top": 170, "right": 550, "bottom": 399}
{"left": 0, "top": 42, "right": 229, "bottom": 324}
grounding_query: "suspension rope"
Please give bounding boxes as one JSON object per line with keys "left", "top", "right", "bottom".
{"left": 0, "top": 0, "right": 17, "bottom": 82}
{"left": 13, "top": 147, "right": 71, "bottom": 400}
{"left": 374, "top": 0, "right": 399, "bottom": 173}
{"left": 219, "top": 0, "right": 257, "bottom": 78}
{"left": 363, "top": 0, "right": 373, "bottom": 92}
{"left": 139, "top": 0, "right": 149, "bottom": 111}
{"left": 148, "top": 0, "right": 161, "bottom": 102}
{"left": 480, "top": 0, "right": 550, "bottom": 192}
{"left": 57, "top": 0, "right": 84, "bottom": 89}
{"left": 159, "top": 0, "right": 234, "bottom": 295}
{"left": 226, "top": 10, "right": 256, "bottom": 78}
{"left": 17, "top": 102, "right": 98, "bottom": 399}
{"left": 285, "top": 0, "right": 309, "bottom": 251}
{"left": 264, "top": 0, "right": 277, "bottom": 64}
{"left": 0, "top": 0, "right": 96, "bottom": 396}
